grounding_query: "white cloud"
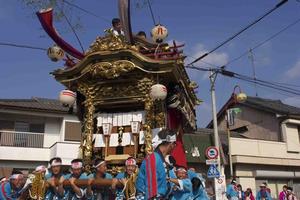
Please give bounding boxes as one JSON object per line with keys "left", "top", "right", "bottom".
{"left": 187, "top": 43, "right": 229, "bottom": 80}
{"left": 283, "top": 97, "right": 300, "bottom": 108}
{"left": 285, "top": 60, "right": 300, "bottom": 79}
{"left": 196, "top": 101, "right": 212, "bottom": 127}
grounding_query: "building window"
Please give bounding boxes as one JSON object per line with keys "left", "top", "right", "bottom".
{"left": 64, "top": 121, "right": 82, "bottom": 141}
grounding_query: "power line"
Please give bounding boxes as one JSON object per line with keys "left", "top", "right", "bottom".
{"left": 147, "top": 0, "right": 156, "bottom": 25}
{"left": 0, "top": 42, "right": 46, "bottom": 51}
{"left": 58, "top": 5, "right": 85, "bottom": 52}
{"left": 62, "top": 0, "right": 111, "bottom": 24}
{"left": 225, "top": 16, "right": 300, "bottom": 66}
{"left": 188, "top": 0, "right": 288, "bottom": 66}
{"left": 186, "top": 65, "right": 300, "bottom": 96}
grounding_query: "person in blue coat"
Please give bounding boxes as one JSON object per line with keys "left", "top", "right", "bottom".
{"left": 45, "top": 157, "right": 64, "bottom": 200}
{"left": 58, "top": 159, "right": 89, "bottom": 200}
{"left": 188, "top": 169, "right": 209, "bottom": 200}
{"left": 136, "top": 129, "right": 177, "bottom": 200}
{"left": 86, "top": 158, "right": 117, "bottom": 200}
{"left": 115, "top": 157, "right": 138, "bottom": 199}
{"left": 256, "top": 183, "right": 272, "bottom": 200}
{"left": 0, "top": 170, "right": 25, "bottom": 200}
{"left": 167, "top": 166, "right": 193, "bottom": 200}
{"left": 227, "top": 179, "right": 239, "bottom": 200}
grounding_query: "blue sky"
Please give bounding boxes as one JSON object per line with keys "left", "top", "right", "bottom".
{"left": 1, "top": 0, "right": 300, "bottom": 127}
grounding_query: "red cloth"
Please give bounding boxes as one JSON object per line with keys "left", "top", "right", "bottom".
{"left": 167, "top": 109, "right": 187, "bottom": 168}
{"left": 36, "top": 9, "right": 84, "bottom": 60}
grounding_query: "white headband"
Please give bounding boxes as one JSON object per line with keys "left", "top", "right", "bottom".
{"left": 51, "top": 160, "right": 62, "bottom": 167}
{"left": 161, "top": 134, "right": 177, "bottom": 143}
{"left": 125, "top": 158, "right": 137, "bottom": 166}
{"left": 71, "top": 162, "right": 83, "bottom": 169}
{"left": 35, "top": 165, "right": 46, "bottom": 172}
{"left": 94, "top": 161, "right": 106, "bottom": 169}
{"left": 176, "top": 167, "right": 187, "bottom": 172}
{"left": 10, "top": 174, "right": 23, "bottom": 180}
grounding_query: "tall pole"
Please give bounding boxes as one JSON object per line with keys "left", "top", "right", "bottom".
{"left": 226, "top": 110, "right": 234, "bottom": 177}
{"left": 209, "top": 70, "right": 221, "bottom": 174}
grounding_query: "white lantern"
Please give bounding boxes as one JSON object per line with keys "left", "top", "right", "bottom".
{"left": 150, "top": 84, "right": 167, "bottom": 100}
{"left": 151, "top": 24, "right": 168, "bottom": 43}
{"left": 47, "top": 44, "right": 64, "bottom": 62}
{"left": 102, "top": 123, "right": 112, "bottom": 136}
{"left": 131, "top": 121, "right": 141, "bottom": 135}
{"left": 59, "top": 90, "right": 76, "bottom": 106}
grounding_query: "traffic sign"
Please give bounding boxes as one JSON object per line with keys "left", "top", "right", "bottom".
{"left": 207, "top": 164, "right": 220, "bottom": 178}
{"left": 205, "top": 146, "right": 219, "bottom": 159}
{"left": 206, "top": 159, "right": 218, "bottom": 165}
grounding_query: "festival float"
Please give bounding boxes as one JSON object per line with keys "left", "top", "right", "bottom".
{"left": 25, "top": 0, "right": 201, "bottom": 199}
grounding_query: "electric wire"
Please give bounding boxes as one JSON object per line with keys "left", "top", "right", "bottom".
{"left": 0, "top": 42, "right": 47, "bottom": 51}
{"left": 147, "top": 0, "right": 156, "bottom": 25}
{"left": 62, "top": 0, "right": 111, "bottom": 24}
{"left": 224, "top": 16, "right": 300, "bottom": 67}
{"left": 59, "top": 6, "right": 85, "bottom": 52}
{"left": 188, "top": 0, "right": 288, "bottom": 66}
{"left": 186, "top": 65, "right": 300, "bottom": 96}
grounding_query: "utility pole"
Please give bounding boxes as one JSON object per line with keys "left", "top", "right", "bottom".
{"left": 209, "top": 70, "right": 221, "bottom": 174}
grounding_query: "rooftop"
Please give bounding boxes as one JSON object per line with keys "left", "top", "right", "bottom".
{"left": 0, "top": 97, "right": 70, "bottom": 114}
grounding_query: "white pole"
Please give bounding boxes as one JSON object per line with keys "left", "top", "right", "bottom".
{"left": 210, "top": 70, "right": 221, "bottom": 174}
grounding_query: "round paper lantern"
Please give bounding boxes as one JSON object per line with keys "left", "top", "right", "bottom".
{"left": 47, "top": 45, "right": 64, "bottom": 62}
{"left": 150, "top": 84, "right": 167, "bottom": 100}
{"left": 236, "top": 92, "right": 247, "bottom": 103}
{"left": 59, "top": 90, "right": 76, "bottom": 106}
{"left": 151, "top": 24, "right": 168, "bottom": 43}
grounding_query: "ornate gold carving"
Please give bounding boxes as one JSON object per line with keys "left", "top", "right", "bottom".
{"left": 86, "top": 34, "right": 130, "bottom": 54}
{"left": 90, "top": 60, "right": 135, "bottom": 79}
{"left": 144, "top": 95, "right": 154, "bottom": 154}
{"left": 28, "top": 173, "right": 46, "bottom": 200}
{"left": 77, "top": 83, "right": 96, "bottom": 165}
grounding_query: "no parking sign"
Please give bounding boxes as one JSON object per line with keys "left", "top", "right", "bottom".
{"left": 205, "top": 146, "right": 219, "bottom": 159}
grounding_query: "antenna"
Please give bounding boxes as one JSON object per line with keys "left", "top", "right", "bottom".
{"left": 248, "top": 49, "right": 258, "bottom": 96}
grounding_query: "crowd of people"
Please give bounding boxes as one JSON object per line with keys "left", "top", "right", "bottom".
{"left": 226, "top": 179, "right": 298, "bottom": 200}
{"left": 0, "top": 129, "right": 208, "bottom": 200}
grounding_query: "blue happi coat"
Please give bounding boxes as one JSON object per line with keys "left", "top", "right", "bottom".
{"left": 136, "top": 150, "right": 168, "bottom": 199}
{"left": 0, "top": 181, "right": 23, "bottom": 200}
{"left": 256, "top": 190, "right": 271, "bottom": 200}
{"left": 44, "top": 172, "right": 64, "bottom": 200}
{"left": 63, "top": 172, "right": 89, "bottom": 200}
{"left": 170, "top": 178, "right": 193, "bottom": 200}
{"left": 87, "top": 172, "right": 113, "bottom": 200}
{"left": 187, "top": 170, "right": 209, "bottom": 200}
{"left": 226, "top": 184, "right": 238, "bottom": 200}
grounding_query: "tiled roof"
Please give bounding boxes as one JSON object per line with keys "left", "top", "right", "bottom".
{"left": 0, "top": 97, "right": 70, "bottom": 113}
{"left": 242, "top": 96, "right": 300, "bottom": 115}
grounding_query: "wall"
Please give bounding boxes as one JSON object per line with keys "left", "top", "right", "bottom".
{"left": 44, "top": 117, "right": 62, "bottom": 147}
{"left": 218, "top": 105, "right": 281, "bottom": 141}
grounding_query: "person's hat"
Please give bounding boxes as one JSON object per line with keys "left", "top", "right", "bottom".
{"left": 260, "top": 183, "right": 267, "bottom": 187}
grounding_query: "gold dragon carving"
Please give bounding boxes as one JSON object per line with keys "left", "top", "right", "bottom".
{"left": 90, "top": 60, "right": 136, "bottom": 79}
{"left": 86, "top": 33, "right": 130, "bottom": 54}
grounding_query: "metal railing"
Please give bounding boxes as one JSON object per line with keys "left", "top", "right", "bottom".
{"left": 0, "top": 130, "right": 44, "bottom": 148}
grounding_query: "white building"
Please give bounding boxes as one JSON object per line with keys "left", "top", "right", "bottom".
{"left": 0, "top": 97, "right": 81, "bottom": 177}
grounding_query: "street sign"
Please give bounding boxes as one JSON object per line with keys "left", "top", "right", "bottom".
{"left": 215, "top": 175, "right": 227, "bottom": 200}
{"left": 206, "top": 159, "right": 218, "bottom": 165}
{"left": 207, "top": 164, "right": 220, "bottom": 178}
{"left": 205, "top": 146, "right": 219, "bottom": 159}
